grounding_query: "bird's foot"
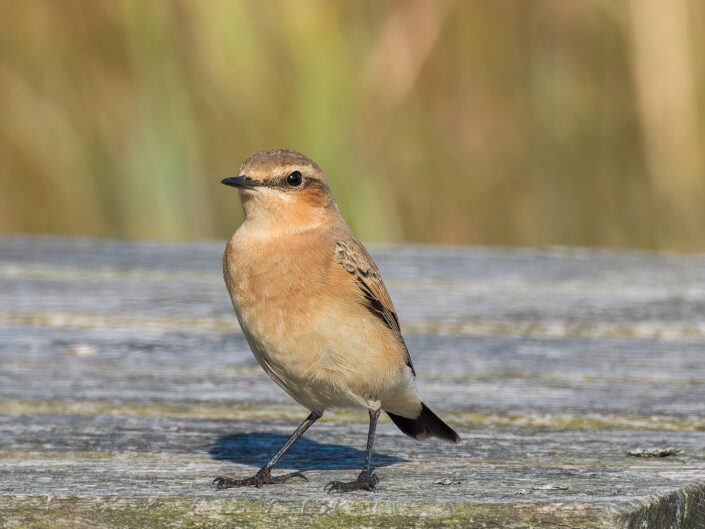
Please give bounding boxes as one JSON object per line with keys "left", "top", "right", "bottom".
{"left": 324, "top": 470, "right": 379, "bottom": 493}
{"left": 213, "top": 467, "right": 307, "bottom": 489}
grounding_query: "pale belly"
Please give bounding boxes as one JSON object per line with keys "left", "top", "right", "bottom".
{"left": 231, "top": 286, "right": 414, "bottom": 414}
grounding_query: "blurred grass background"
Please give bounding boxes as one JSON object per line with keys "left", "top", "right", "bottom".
{"left": 1, "top": 0, "right": 704, "bottom": 250}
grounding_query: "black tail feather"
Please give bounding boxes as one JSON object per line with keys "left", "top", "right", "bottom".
{"left": 386, "top": 403, "right": 460, "bottom": 443}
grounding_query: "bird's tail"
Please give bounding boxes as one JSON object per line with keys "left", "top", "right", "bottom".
{"left": 386, "top": 403, "right": 460, "bottom": 443}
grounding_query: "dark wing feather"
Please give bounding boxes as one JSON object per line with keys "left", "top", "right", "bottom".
{"left": 335, "top": 240, "right": 415, "bottom": 376}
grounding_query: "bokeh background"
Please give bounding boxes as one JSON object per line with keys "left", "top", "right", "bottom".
{"left": 1, "top": 0, "right": 704, "bottom": 250}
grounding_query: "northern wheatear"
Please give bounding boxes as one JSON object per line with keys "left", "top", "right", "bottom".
{"left": 214, "top": 149, "right": 459, "bottom": 493}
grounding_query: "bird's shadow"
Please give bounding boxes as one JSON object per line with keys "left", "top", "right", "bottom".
{"left": 209, "top": 432, "right": 405, "bottom": 470}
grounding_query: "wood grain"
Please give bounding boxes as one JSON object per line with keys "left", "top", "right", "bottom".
{"left": 1, "top": 237, "right": 704, "bottom": 528}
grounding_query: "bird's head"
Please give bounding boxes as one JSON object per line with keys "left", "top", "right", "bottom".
{"left": 222, "top": 149, "right": 336, "bottom": 232}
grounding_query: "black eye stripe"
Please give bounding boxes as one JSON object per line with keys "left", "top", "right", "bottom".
{"left": 256, "top": 173, "right": 318, "bottom": 190}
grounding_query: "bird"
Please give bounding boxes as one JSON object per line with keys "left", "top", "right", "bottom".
{"left": 214, "top": 149, "right": 460, "bottom": 493}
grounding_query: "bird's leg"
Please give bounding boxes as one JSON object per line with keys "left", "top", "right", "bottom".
{"left": 325, "top": 408, "right": 380, "bottom": 493}
{"left": 213, "top": 411, "right": 320, "bottom": 489}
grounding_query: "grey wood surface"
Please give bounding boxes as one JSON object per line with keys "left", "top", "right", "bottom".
{"left": 1, "top": 236, "right": 704, "bottom": 528}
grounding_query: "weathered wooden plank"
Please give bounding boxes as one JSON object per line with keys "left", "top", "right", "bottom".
{"left": 2, "top": 326, "right": 705, "bottom": 422}
{"left": 1, "top": 237, "right": 704, "bottom": 528}
{"left": 3, "top": 237, "right": 705, "bottom": 340}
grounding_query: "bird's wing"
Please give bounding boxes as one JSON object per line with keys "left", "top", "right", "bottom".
{"left": 334, "top": 239, "right": 416, "bottom": 376}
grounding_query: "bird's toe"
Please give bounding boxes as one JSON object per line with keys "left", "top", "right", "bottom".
{"left": 214, "top": 469, "right": 308, "bottom": 490}
{"left": 213, "top": 475, "right": 255, "bottom": 489}
{"left": 324, "top": 471, "right": 378, "bottom": 493}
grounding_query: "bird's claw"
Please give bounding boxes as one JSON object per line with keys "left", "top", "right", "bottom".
{"left": 324, "top": 470, "right": 379, "bottom": 493}
{"left": 213, "top": 468, "right": 308, "bottom": 489}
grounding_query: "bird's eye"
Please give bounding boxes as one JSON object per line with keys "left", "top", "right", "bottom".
{"left": 286, "top": 171, "right": 303, "bottom": 187}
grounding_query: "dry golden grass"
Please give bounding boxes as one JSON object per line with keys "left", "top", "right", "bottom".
{"left": 1, "top": 1, "right": 704, "bottom": 250}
